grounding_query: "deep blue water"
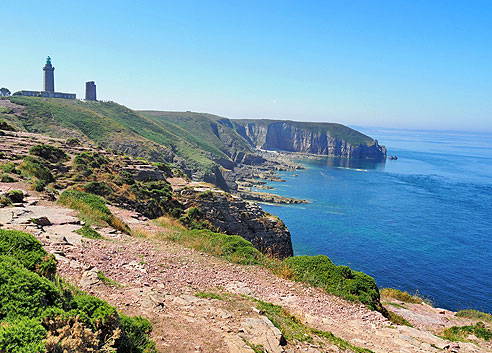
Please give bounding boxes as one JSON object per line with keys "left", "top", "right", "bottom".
{"left": 258, "top": 128, "right": 492, "bottom": 313}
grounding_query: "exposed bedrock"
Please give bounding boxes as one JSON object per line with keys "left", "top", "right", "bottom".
{"left": 179, "top": 189, "right": 294, "bottom": 259}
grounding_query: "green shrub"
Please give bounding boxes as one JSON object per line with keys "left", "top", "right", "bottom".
{"left": 73, "top": 151, "right": 109, "bottom": 175}
{"left": 115, "top": 170, "right": 135, "bottom": 185}
{"left": 83, "top": 181, "right": 112, "bottom": 196}
{"left": 119, "top": 315, "right": 156, "bottom": 353}
{"left": 442, "top": 322, "right": 492, "bottom": 342}
{"left": 33, "top": 179, "right": 47, "bottom": 191}
{"left": 283, "top": 255, "right": 382, "bottom": 311}
{"left": 58, "top": 189, "right": 129, "bottom": 234}
{"left": 380, "top": 288, "right": 423, "bottom": 304}
{"left": 0, "top": 120, "right": 15, "bottom": 131}
{"left": 1, "top": 162, "right": 18, "bottom": 174}
{"left": 0, "top": 174, "right": 15, "bottom": 182}
{"left": 68, "top": 293, "right": 118, "bottom": 330}
{"left": 29, "top": 144, "right": 68, "bottom": 163}
{"left": 0, "top": 256, "right": 60, "bottom": 321}
{"left": 0, "top": 227, "right": 155, "bottom": 352}
{"left": 66, "top": 137, "right": 80, "bottom": 146}
{"left": 0, "top": 318, "right": 46, "bottom": 353}
{"left": 19, "top": 156, "right": 55, "bottom": 186}
{"left": 96, "top": 270, "right": 121, "bottom": 287}
{"left": 0, "top": 229, "right": 56, "bottom": 278}
{"left": 6, "top": 190, "right": 23, "bottom": 203}
{"left": 456, "top": 309, "right": 492, "bottom": 323}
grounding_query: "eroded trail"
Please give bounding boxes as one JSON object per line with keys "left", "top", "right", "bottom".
{"left": 1, "top": 184, "right": 490, "bottom": 353}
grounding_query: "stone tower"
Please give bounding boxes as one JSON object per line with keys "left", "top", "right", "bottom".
{"left": 43, "top": 56, "right": 55, "bottom": 92}
{"left": 85, "top": 81, "right": 96, "bottom": 101}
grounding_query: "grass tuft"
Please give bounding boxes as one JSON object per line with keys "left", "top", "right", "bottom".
{"left": 58, "top": 189, "right": 129, "bottom": 234}
{"left": 380, "top": 288, "right": 423, "bottom": 304}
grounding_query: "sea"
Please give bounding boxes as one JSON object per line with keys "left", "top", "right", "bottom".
{"left": 257, "top": 127, "right": 492, "bottom": 313}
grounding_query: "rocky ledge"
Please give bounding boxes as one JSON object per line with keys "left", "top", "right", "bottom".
{"left": 176, "top": 186, "right": 294, "bottom": 259}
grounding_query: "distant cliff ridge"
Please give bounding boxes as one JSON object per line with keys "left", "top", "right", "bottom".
{"left": 228, "top": 120, "right": 387, "bottom": 160}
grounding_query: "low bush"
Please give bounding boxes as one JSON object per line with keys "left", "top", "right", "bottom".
{"left": 6, "top": 190, "right": 23, "bottom": 203}
{"left": 385, "top": 310, "right": 413, "bottom": 327}
{"left": 0, "top": 228, "right": 56, "bottom": 278}
{"left": 29, "top": 144, "right": 68, "bottom": 163}
{"left": 0, "top": 120, "right": 16, "bottom": 131}
{"left": 380, "top": 288, "right": 423, "bottom": 304}
{"left": 442, "top": 322, "right": 492, "bottom": 342}
{"left": 456, "top": 309, "right": 492, "bottom": 323}
{"left": 0, "top": 228, "right": 156, "bottom": 352}
{"left": 119, "top": 315, "right": 156, "bottom": 352}
{"left": 255, "top": 299, "right": 373, "bottom": 352}
{"left": 0, "top": 256, "right": 60, "bottom": 321}
{"left": 0, "top": 317, "right": 47, "bottom": 353}
{"left": 19, "top": 156, "right": 54, "bottom": 190}
{"left": 0, "top": 174, "right": 15, "bottom": 182}
{"left": 83, "top": 181, "right": 112, "bottom": 196}
{"left": 65, "top": 137, "right": 80, "bottom": 146}
{"left": 0, "top": 196, "right": 12, "bottom": 207}
{"left": 58, "top": 189, "right": 129, "bottom": 233}
{"left": 283, "top": 255, "right": 382, "bottom": 311}
{"left": 73, "top": 151, "right": 109, "bottom": 175}
{"left": 1, "top": 162, "right": 19, "bottom": 174}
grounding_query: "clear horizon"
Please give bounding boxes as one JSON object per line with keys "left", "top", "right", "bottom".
{"left": 2, "top": 1, "right": 491, "bottom": 131}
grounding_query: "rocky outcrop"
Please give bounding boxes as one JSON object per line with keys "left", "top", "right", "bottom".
{"left": 229, "top": 120, "right": 387, "bottom": 160}
{"left": 179, "top": 189, "right": 294, "bottom": 259}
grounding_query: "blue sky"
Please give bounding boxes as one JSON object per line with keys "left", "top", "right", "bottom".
{"left": 2, "top": 1, "right": 491, "bottom": 130}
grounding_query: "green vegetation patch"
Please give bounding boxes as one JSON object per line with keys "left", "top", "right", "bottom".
{"left": 194, "top": 291, "right": 223, "bottom": 300}
{"left": 456, "top": 309, "right": 492, "bottom": 323}
{"left": 6, "top": 190, "right": 23, "bottom": 203}
{"left": 168, "top": 228, "right": 263, "bottom": 265}
{"left": 1, "top": 162, "right": 19, "bottom": 174}
{"left": 0, "top": 174, "right": 16, "bottom": 182}
{"left": 0, "top": 120, "right": 16, "bottom": 131}
{"left": 29, "top": 144, "right": 68, "bottom": 163}
{"left": 58, "top": 189, "right": 129, "bottom": 234}
{"left": 0, "top": 256, "right": 60, "bottom": 321}
{"left": 0, "top": 228, "right": 56, "bottom": 278}
{"left": 442, "top": 322, "right": 492, "bottom": 342}
{"left": 0, "top": 317, "right": 47, "bottom": 353}
{"left": 385, "top": 310, "right": 413, "bottom": 327}
{"left": 96, "top": 270, "right": 121, "bottom": 287}
{"left": 75, "top": 225, "right": 104, "bottom": 239}
{"left": 283, "top": 255, "right": 382, "bottom": 311}
{"left": 256, "top": 300, "right": 311, "bottom": 343}
{"left": 380, "top": 288, "right": 423, "bottom": 304}
{"left": 0, "top": 228, "right": 156, "bottom": 352}
{"left": 19, "top": 156, "right": 54, "bottom": 190}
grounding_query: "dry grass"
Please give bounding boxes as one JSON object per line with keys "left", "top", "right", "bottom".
{"left": 380, "top": 288, "right": 423, "bottom": 304}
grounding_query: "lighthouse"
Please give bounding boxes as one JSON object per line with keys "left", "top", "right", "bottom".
{"left": 43, "top": 56, "right": 55, "bottom": 92}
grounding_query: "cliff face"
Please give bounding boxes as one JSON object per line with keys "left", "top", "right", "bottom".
{"left": 230, "top": 120, "right": 387, "bottom": 160}
{"left": 179, "top": 189, "right": 294, "bottom": 259}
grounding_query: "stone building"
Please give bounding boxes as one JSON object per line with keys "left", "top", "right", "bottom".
{"left": 43, "top": 56, "right": 55, "bottom": 92}
{"left": 85, "top": 81, "right": 97, "bottom": 101}
{"left": 17, "top": 57, "right": 76, "bottom": 99}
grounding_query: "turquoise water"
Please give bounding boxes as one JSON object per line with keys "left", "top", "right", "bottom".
{"left": 259, "top": 128, "right": 492, "bottom": 313}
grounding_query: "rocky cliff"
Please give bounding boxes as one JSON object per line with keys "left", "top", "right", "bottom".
{"left": 228, "top": 120, "right": 387, "bottom": 160}
{"left": 178, "top": 188, "right": 294, "bottom": 259}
